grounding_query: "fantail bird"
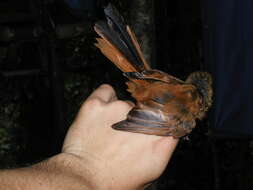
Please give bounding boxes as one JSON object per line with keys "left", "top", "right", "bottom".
{"left": 94, "top": 4, "right": 213, "bottom": 138}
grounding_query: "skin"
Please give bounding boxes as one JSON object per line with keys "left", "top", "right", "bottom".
{"left": 0, "top": 84, "right": 178, "bottom": 190}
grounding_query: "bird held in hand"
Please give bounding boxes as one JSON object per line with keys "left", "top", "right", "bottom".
{"left": 94, "top": 4, "right": 213, "bottom": 138}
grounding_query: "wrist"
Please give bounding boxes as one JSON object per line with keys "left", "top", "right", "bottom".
{"left": 57, "top": 152, "right": 139, "bottom": 190}
{"left": 55, "top": 152, "right": 115, "bottom": 190}
{"left": 0, "top": 153, "right": 96, "bottom": 190}
{"left": 36, "top": 153, "right": 97, "bottom": 190}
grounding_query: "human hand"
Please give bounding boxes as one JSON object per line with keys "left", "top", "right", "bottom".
{"left": 62, "top": 84, "right": 178, "bottom": 190}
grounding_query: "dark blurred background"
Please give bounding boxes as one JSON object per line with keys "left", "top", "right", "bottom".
{"left": 0, "top": 0, "right": 253, "bottom": 190}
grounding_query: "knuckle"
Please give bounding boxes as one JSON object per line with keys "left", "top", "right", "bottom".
{"left": 113, "top": 100, "right": 134, "bottom": 109}
{"left": 85, "top": 98, "right": 106, "bottom": 109}
{"left": 99, "top": 84, "right": 113, "bottom": 91}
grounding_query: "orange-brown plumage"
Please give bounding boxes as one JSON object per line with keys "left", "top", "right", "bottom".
{"left": 94, "top": 4, "right": 213, "bottom": 138}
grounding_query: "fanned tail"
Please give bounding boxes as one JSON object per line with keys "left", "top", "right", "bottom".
{"left": 94, "top": 3, "right": 150, "bottom": 73}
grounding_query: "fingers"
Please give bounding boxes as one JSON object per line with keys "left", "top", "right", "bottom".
{"left": 77, "top": 84, "right": 134, "bottom": 126}
{"left": 108, "top": 100, "right": 134, "bottom": 112}
{"left": 87, "top": 84, "right": 117, "bottom": 103}
{"left": 106, "top": 100, "right": 134, "bottom": 124}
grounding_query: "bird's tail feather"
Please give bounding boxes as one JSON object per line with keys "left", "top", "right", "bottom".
{"left": 94, "top": 3, "right": 150, "bottom": 73}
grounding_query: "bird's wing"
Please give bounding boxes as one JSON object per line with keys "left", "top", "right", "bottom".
{"left": 112, "top": 105, "right": 196, "bottom": 138}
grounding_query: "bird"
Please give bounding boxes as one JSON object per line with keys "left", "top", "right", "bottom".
{"left": 94, "top": 4, "right": 213, "bottom": 138}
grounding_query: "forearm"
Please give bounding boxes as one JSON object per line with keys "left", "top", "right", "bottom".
{"left": 0, "top": 154, "right": 94, "bottom": 190}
